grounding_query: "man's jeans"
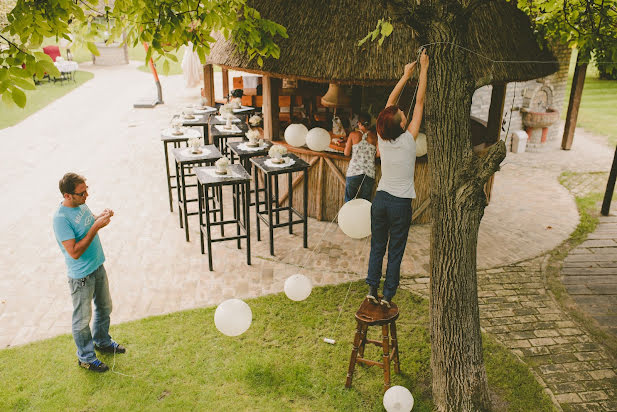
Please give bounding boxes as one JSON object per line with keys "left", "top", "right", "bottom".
{"left": 366, "top": 191, "right": 412, "bottom": 300}
{"left": 68, "top": 265, "right": 113, "bottom": 363}
{"left": 344, "top": 174, "right": 375, "bottom": 202}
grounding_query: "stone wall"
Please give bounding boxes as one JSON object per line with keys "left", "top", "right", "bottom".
{"left": 92, "top": 42, "right": 129, "bottom": 66}
{"left": 471, "top": 43, "right": 572, "bottom": 151}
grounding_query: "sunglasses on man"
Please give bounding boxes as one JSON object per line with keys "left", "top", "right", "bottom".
{"left": 72, "top": 187, "right": 89, "bottom": 197}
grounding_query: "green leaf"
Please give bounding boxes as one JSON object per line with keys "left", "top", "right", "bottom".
{"left": 380, "top": 21, "right": 393, "bottom": 37}
{"left": 2, "top": 89, "right": 14, "bottom": 107}
{"left": 358, "top": 32, "right": 372, "bottom": 46}
{"left": 11, "top": 87, "right": 27, "bottom": 108}
{"left": 12, "top": 77, "right": 36, "bottom": 90}
{"left": 87, "top": 42, "right": 100, "bottom": 56}
{"left": 167, "top": 53, "right": 178, "bottom": 63}
{"left": 162, "top": 60, "right": 170, "bottom": 75}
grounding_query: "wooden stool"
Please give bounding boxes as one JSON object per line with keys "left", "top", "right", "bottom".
{"left": 345, "top": 298, "right": 400, "bottom": 391}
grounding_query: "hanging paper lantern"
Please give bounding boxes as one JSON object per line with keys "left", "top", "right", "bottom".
{"left": 284, "top": 274, "right": 313, "bottom": 301}
{"left": 338, "top": 198, "right": 371, "bottom": 239}
{"left": 415, "top": 133, "right": 427, "bottom": 157}
{"left": 285, "top": 123, "right": 308, "bottom": 147}
{"left": 306, "top": 127, "right": 331, "bottom": 152}
{"left": 214, "top": 299, "right": 252, "bottom": 336}
{"left": 383, "top": 386, "right": 414, "bottom": 412}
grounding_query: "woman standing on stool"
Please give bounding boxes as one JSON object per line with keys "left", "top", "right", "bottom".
{"left": 344, "top": 112, "right": 379, "bottom": 202}
{"left": 366, "top": 50, "right": 429, "bottom": 308}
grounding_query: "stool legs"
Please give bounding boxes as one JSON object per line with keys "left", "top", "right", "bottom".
{"left": 244, "top": 182, "right": 251, "bottom": 266}
{"left": 345, "top": 321, "right": 366, "bottom": 388}
{"left": 266, "top": 174, "right": 274, "bottom": 256}
{"left": 390, "top": 321, "right": 400, "bottom": 374}
{"left": 164, "top": 142, "right": 173, "bottom": 212}
{"left": 382, "top": 324, "right": 391, "bottom": 391}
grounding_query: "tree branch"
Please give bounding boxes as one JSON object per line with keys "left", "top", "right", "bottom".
{"left": 475, "top": 140, "right": 506, "bottom": 185}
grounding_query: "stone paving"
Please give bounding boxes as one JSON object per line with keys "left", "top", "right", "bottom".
{"left": 563, "top": 214, "right": 617, "bottom": 338}
{"left": 0, "top": 62, "right": 616, "bottom": 410}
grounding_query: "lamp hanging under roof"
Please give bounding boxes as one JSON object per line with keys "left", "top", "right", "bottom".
{"left": 321, "top": 83, "right": 351, "bottom": 108}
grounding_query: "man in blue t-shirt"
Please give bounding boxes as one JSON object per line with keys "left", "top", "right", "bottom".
{"left": 53, "top": 172, "right": 126, "bottom": 373}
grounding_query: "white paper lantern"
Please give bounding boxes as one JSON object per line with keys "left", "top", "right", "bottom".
{"left": 415, "top": 133, "right": 427, "bottom": 157}
{"left": 284, "top": 274, "right": 313, "bottom": 301}
{"left": 306, "top": 127, "right": 331, "bottom": 152}
{"left": 338, "top": 198, "right": 371, "bottom": 239}
{"left": 285, "top": 123, "right": 308, "bottom": 147}
{"left": 383, "top": 386, "right": 414, "bottom": 412}
{"left": 214, "top": 299, "right": 252, "bottom": 337}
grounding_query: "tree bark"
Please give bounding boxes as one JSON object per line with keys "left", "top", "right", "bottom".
{"left": 561, "top": 52, "right": 588, "bottom": 150}
{"left": 424, "top": 21, "right": 505, "bottom": 412}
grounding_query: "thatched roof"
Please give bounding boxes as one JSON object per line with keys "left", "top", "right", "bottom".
{"left": 206, "top": 0, "right": 558, "bottom": 86}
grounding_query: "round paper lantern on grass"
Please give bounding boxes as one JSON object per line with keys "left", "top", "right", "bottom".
{"left": 284, "top": 123, "right": 308, "bottom": 147}
{"left": 415, "top": 132, "right": 427, "bottom": 157}
{"left": 383, "top": 386, "right": 414, "bottom": 412}
{"left": 214, "top": 298, "right": 252, "bottom": 336}
{"left": 284, "top": 274, "right": 313, "bottom": 301}
{"left": 338, "top": 198, "right": 371, "bottom": 239}
{"left": 306, "top": 127, "right": 331, "bottom": 152}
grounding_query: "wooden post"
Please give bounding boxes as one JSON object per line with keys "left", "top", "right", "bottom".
{"left": 202, "top": 64, "right": 215, "bottom": 107}
{"left": 316, "top": 157, "right": 324, "bottom": 221}
{"left": 222, "top": 68, "right": 230, "bottom": 100}
{"left": 263, "top": 76, "right": 281, "bottom": 140}
{"left": 601, "top": 145, "right": 617, "bottom": 216}
{"left": 486, "top": 84, "right": 507, "bottom": 144}
{"left": 562, "top": 54, "right": 588, "bottom": 150}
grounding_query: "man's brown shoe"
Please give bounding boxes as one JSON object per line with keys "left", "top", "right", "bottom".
{"left": 78, "top": 359, "right": 109, "bottom": 373}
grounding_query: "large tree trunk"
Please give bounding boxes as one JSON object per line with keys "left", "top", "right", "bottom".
{"left": 561, "top": 51, "right": 588, "bottom": 150}
{"left": 424, "top": 22, "right": 505, "bottom": 412}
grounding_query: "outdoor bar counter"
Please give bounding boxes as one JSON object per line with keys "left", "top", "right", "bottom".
{"left": 275, "top": 143, "right": 431, "bottom": 224}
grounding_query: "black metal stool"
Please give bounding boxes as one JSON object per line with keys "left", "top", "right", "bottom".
{"left": 208, "top": 114, "right": 248, "bottom": 156}
{"left": 172, "top": 144, "right": 222, "bottom": 242}
{"left": 250, "top": 153, "right": 309, "bottom": 256}
{"left": 195, "top": 164, "right": 252, "bottom": 271}
{"left": 161, "top": 127, "right": 203, "bottom": 212}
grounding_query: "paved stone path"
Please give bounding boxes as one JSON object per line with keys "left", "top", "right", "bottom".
{"left": 401, "top": 256, "right": 617, "bottom": 412}
{"left": 1, "top": 62, "right": 616, "bottom": 410}
{"left": 563, "top": 215, "right": 617, "bottom": 337}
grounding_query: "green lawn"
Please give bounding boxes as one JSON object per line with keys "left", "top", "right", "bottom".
{"left": 0, "top": 71, "right": 94, "bottom": 130}
{"left": 564, "top": 51, "right": 617, "bottom": 146}
{"left": 0, "top": 282, "right": 554, "bottom": 411}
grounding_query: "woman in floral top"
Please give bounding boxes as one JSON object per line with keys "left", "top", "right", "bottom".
{"left": 344, "top": 112, "right": 379, "bottom": 202}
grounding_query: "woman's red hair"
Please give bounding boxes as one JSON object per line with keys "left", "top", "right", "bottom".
{"left": 376, "top": 106, "right": 404, "bottom": 141}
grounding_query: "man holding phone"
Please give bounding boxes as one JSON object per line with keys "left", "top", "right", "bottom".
{"left": 53, "top": 172, "right": 125, "bottom": 373}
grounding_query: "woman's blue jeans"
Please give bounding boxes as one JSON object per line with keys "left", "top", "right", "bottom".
{"left": 68, "top": 265, "right": 113, "bottom": 363}
{"left": 365, "top": 191, "right": 412, "bottom": 300}
{"left": 344, "top": 174, "right": 375, "bottom": 202}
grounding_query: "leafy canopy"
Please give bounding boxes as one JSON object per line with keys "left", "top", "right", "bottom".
{"left": 0, "top": 0, "right": 288, "bottom": 107}
{"left": 518, "top": 0, "right": 617, "bottom": 76}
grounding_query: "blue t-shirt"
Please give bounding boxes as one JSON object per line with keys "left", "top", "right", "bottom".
{"left": 53, "top": 203, "right": 105, "bottom": 279}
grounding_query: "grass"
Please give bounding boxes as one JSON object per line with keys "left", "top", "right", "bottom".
{"left": 0, "top": 282, "right": 554, "bottom": 411}
{"left": 0, "top": 71, "right": 94, "bottom": 130}
{"left": 543, "top": 172, "right": 617, "bottom": 357}
{"left": 563, "top": 50, "right": 617, "bottom": 146}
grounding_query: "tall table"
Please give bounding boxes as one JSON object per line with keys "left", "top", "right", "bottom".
{"left": 180, "top": 109, "right": 216, "bottom": 140}
{"left": 227, "top": 140, "right": 272, "bottom": 207}
{"left": 196, "top": 164, "right": 252, "bottom": 271}
{"left": 172, "top": 144, "right": 222, "bottom": 242}
{"left": 208, "top": 116, "right": 249, "bottom": 156}
{"left": 250, "top": 153, "right": 310, "bottom": 256}
{"left": 161, "top": 127, "right": 203, "bottom": 212}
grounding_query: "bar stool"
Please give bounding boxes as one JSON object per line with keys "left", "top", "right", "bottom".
{"left": 208, "top": 114, "right": 248, "bottom": 156}
{"left": 171, "top": 144, "right": 222, "bottom": 242}
{"left": 195, "top": 164, "right": 252, "bottom": 271}
{"left": 161, "top": 127, "right": 203, "bottom": 212}
{"left": 250, "top": 153, "right": 309, "bottom": 256}
{"left": 345, "top": 298, "right": 401, "bottom": 391}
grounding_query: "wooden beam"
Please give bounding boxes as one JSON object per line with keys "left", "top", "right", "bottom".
{"left": 562, "top": 55, "right": 588, "bottom": 150}
{"left": 222, "top": 68, "right": 229, "bottom": 99}
{"left": 602, "top": 145, "right": 617, "bottom": 216}
{"left": 324, "top": 157, "right": 346, "bottom": 186}
{"left": 316, "top": 157, "right": 324, "bottom": 221}
{"left": 279, "top": 156, "right": 319, "bottom": 205}
{"left": 263, "top": 76, "right": 281, "bottom": 140}
{"left": 202, "top": 64, "right": 215, "bottom": 107}
{"left": 486, "top": 84, "right": 507, "bottom": 144}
